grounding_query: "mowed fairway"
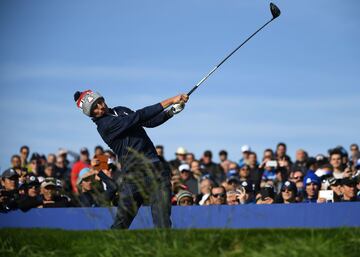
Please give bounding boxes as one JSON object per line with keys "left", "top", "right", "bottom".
{"left": 0, "top": 228, "right": 359, "bottom": 257}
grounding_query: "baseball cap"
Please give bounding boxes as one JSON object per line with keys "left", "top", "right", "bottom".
{"left": 41, "top": 177, "right": 56, "bottom": 188}
{"left": 80, "top": 147, "right": 89, "bottom": 154}
{"left": 26, "top": 175, "right": 40, "bottom": 187}
{"left": 281, "top": 181, "right": 297, "bottom": 193}
{"left": 1, "top": 169, "right": 19, "bottom": 179}
{"left": 240, "top": 180, "right": 253, "bottom": 193}
{"left": 77, "top": 168, "right": 94, "bottom": 185}
{"left": 227, "top": 170, "right": 240, "bottom": 183}
{"left": 303, "top": 172, "right": 321, "bottom": 186}
{"left": 341, "top": 178, "right": 357, "bottom": 187}
{"left": 175, "top": 147, "right": 187, "bottom": 155}
{"left": 328, "top": 177, "right": 342, "bottom": 187}
{"left": 241, "top": 145, "right": 251, "bottom": 153}
{"left": 179, "top": 164, "right": 191, "bottom": 173}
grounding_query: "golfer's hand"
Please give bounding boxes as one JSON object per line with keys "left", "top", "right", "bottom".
{"left": 172, "top": 94, "right": 189, "bottom": 105}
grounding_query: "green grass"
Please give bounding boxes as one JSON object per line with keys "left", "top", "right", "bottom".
{"left": 0, "top": 228, "right": 359, "bottom": 257}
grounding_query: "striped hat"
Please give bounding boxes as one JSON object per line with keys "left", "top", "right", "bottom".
{"left": 74, "top": 90, "right": 103, "bottom": 117}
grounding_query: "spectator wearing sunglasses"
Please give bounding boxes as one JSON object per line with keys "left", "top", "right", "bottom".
{"left": 209, "top": 186, "right": 226, "bottom": 205}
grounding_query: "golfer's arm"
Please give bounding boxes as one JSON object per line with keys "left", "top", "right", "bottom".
{"left": 141, "top": 111, "right": 173, "bottom": 128}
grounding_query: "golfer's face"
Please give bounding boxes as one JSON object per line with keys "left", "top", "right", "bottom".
{"left": 92, "top": 99, "right": 108, "bottom": 117}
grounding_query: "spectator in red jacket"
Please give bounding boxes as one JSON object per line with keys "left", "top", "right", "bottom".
{"left": 70, "top": 148, "right": 90, "bottom": 194}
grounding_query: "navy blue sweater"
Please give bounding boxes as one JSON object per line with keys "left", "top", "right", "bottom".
{"left": 92, "top": 103, "right": 172, "bottom": 168}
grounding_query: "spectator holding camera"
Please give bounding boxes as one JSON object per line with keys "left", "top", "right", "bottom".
{"left": 237, "top": 180, "right": 255, "bottom": 204}
{"left": 0, "top": 169, "right": 20, "bottom": 212}
{"left": 77, "top": 168, "right": 99, "bottom": 207}
{"left": 256, "top": 185, "right": 275, "bottom": 204}
{"left": 17, "top": 176, "right": 43, "bottom": 211}
{"left": 178, "top": 164, "right": 198, "bottom": 195}
{"left": 91, "top": 157, "right": 119, "bottom": 206}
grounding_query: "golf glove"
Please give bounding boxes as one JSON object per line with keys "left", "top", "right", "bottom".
{"left": 169, "top": 102, "right": 185, "bottom": 116}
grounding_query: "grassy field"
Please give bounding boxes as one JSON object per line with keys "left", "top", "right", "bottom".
{"left": 0, "top": 228, "right": 359, "bottom": 257}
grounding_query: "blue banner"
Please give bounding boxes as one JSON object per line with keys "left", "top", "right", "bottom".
{"left": 0, "top": 203, "right": 359, "bottom": 230}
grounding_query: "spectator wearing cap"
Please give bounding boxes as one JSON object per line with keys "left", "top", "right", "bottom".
{"left": 19, "top": 145, "right": 30, "bottom": 170}
{"left": 237, "top": 180, "right": 255, "bottom": 204}
{"left": 238, "top": 145, "right": 251, "bottom": 167}
{"left": 292, "top": 149, "right": 308, "bottom": 174}
{"left": 77, "top": 168, "right": 99, "bottom": 207}
{"left": 276, "top": 181, "right": 298, "bottom": 204}
{"left": 71, "top": 148, "right": 91, "bottom": 194}
{"left": 40, "top": 177, "right": 69, "bottom": 208}
{"left": 0, "top": 169, "right": 20, "bottom": 212}
{"left": 169, "top": 147, "right": 187, "bottom": 170}
{"left": 176, "top": 190, "right": 194, "bottom": 206}
{"left": 17, "top": 176, "right": 43, "bottom": 211}
{"left": 256, "top": 185, "right": 275, "bottom": 204}
{"left": 209, "top": 186, "right": 226, "bottom": 205}
{"left": 224, "top": 169, "right": 241, "bottom": 192}
{"left": 303, "top": 173, "right": 321, "bottom": 203}
{"left": 327, "top": 177, "right": 342, "bottom": 202}
{"left": 201, "top": 150, "right": 225, "bottom": 186}
{"left": 219, "top": 150, "right": 232, "bottom": 174}
{"left": 340, "top": 178, "right": 358, "bottom": 202}
{"left": 179, "top": 164, "right": 199, "bottom": 194}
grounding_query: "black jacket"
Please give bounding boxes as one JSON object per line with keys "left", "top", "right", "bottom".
{"left": 93, "top": 103, "right": 172, "bottom": 168}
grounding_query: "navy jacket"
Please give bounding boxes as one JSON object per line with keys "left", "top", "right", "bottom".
{"left": 93, "top": 103, "right": 172, "bottom": 168}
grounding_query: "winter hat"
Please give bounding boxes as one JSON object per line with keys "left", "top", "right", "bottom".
{"left": 74, "top": 90, "right": 104, "bottom": 117}
{"left": 176, "top": 190, "right": 193, "bottom": 205}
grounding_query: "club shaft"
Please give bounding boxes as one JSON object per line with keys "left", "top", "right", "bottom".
{"left": 187, "top": 17, "right": 274, "bottom": 96}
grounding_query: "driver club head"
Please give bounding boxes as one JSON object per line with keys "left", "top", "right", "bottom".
{"left": 270, "top": 2, "right": 281, "bottom": 19}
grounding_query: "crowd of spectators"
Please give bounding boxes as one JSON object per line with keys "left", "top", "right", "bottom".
{"left": 1, "top": 143, "right": 359, "bottom": 212}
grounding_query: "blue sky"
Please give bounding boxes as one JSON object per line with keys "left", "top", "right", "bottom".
{"left": 0, "top": 0, "right": 359, "bottom": 171}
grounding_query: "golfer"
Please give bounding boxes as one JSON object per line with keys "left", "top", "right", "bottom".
{"left": 74, "top": 90, "right": 188, "bottom": 229}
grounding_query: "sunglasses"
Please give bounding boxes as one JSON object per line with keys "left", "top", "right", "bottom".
{"left": 293, "top": 176, "right": 303, "bottom": 180}
{"left": 212, "top": 193, "right": 226, "bottom": 198}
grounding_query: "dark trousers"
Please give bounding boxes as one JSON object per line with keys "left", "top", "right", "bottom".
{"left": 111, "top": 160, "right": 172, "bottom": 229}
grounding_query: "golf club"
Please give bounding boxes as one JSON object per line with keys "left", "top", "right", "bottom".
{"left": 187, "top": 2, "right": 281, "bottom": 97}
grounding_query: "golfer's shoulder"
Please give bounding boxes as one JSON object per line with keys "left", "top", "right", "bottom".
{"left": 113, "top": 106, "right": 134, "bottom": 113}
